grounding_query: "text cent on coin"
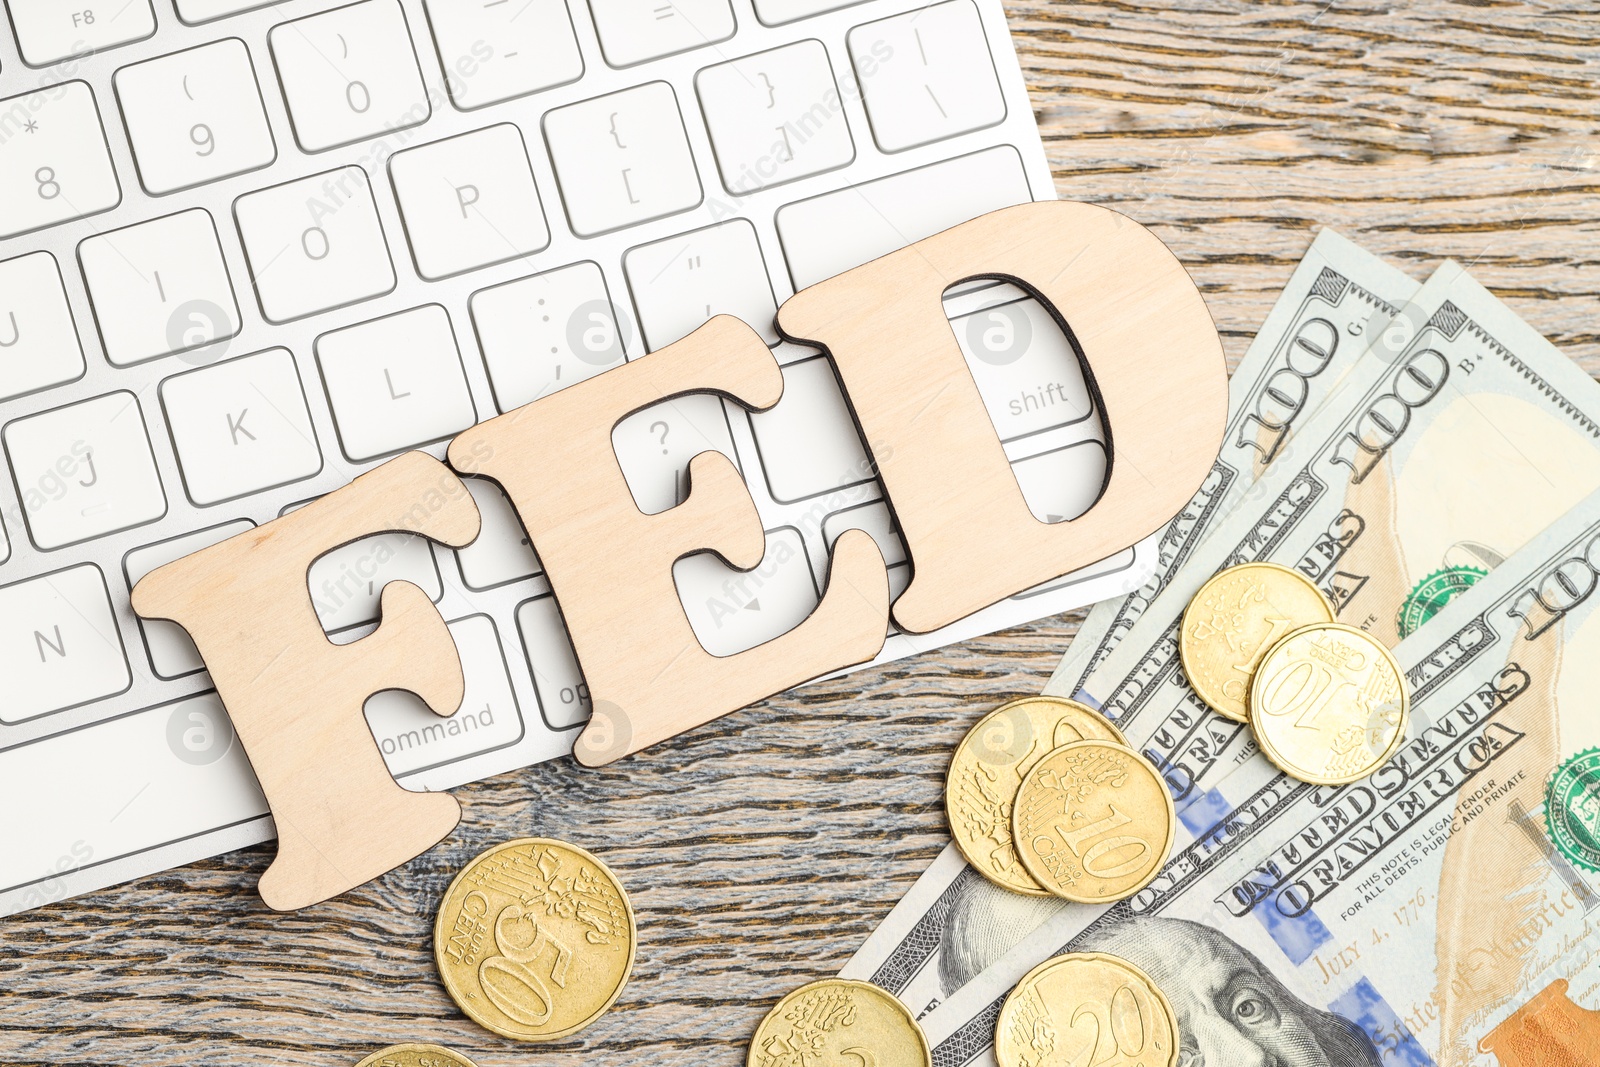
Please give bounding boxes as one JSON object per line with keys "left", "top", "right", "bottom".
{"left": 948, "top": 696, "right": 1130, "bottom": 896}
{"left": 995, "top": 952, "right": 1179, "bottom": 1067}
{"left": 1249, "top": 622, "right": 1408, "bottom": 785}
{"left": 749, "top": 979, "right": 930, "bottom": 1067}
{"left": 434, "top": 838, "right": 637, "bottom": 1042}
{"left": 1012, "top": 740, "right": 1175, "bottom": 903}
{"left": 353, "top": 1045, "right": 481, "bottom": 1067}
{"left": 1180, "top": 562, "right": 1334, "bottom": 723}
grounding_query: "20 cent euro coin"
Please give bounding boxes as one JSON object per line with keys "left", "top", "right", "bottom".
{"left": 947, "top": 696, "right": 1130, "bottom": 896}
{"left": 353, "top": 1045, "right": 480, "bottom": 1067}
{"left": 1012, "top": 740, "right": 1175, "bottom": 903}
{"left": 749, "top": 979, "right": 930, "bottom": 1067}
{"left": 434, "top": 838, "right": 636, "bottom": 1042}
{"left": 1179, "top": 562, "right": 1335, "bottom": 723}
{"left": 995, "top": 952, "right": 1179, "bottom": 1067}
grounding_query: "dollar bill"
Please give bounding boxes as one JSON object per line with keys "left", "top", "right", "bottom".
{"left": 839, "top": 232, "right": 1420, "bottom": 1017}
{"left": 1047, "top": 229, "right": 1419, "bottom": 699}
{"left": 1073, "top": 259, "right": 1600, "bottom": 806}
{"left": 919, "top": 485, "right": 1600, "bottom": 1067}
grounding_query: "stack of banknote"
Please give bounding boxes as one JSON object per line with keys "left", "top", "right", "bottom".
{"left": 841, "top": 231, "right": 1600, "bottom": 1067}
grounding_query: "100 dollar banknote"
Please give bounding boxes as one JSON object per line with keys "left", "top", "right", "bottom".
{"left": 839, "top": 233, "right": 1420, "bottom": 1018}
{"left": 1048, "top": 230, "right": 1419, "bottom": 699}
{"left": 918, "top": 486, "right": 1600, "bottom": 1067}
{"left": 1072, "top": 260, "right": 1600, "bottom": 804}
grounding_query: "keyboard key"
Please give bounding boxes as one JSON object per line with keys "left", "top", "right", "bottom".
{"left": 125, "top": 521, "right": 254, "bottom": 678}
{"left": 822, "top": 500, "right": 912, "bottom": 604}
{"left": 751, "top": 0, "right": 863, "bottom": 26}
{"left": 4, "top": 392, "right": 166, "bottom": 550}
{"left": 302, "top": 523, "right": 442, "bottom": 633}
{"left": 79, "top": 208, "right": 242, "bottom": 367}
{"left": 1010, "top": 439, "right": 1108, "bottom": 524}
{"left": 470, "top": 261, "right": 626, "bottom": 412}
{"left": 822, "top": 499, "right": 905, "bottom": 567}
{"left": 316, "top": 305, "right": 477, "bottom": 461}
{"left": 515, "top": 598, "right": 592, "bottom": 729}
{"left": 235, "top": 167, "right": 397, "bottom": 323}
{"left": 624, "top": 220, "right": 779, "bottom": 349}
{"left": 697, "top": 41, "right": 855, "bottom": 194}
{"left": 946, "top": 284, "right": 1095, "bottom": 442}
{"left": 746, "top": 355, "right": 873, "bottom": 504}
{"left": 390, "top": 124, "right": 550, "bottom": 280}
{"left": 422, "top": 0, "right": 584, "bottom": 110}
{"left": 613, "top": 394, "right": 740, "bottom": 515}
{"left": 0, "top": 252, "right": 85, "bottom": 402}
{"left": 367, "top": 614, "right": 523, "bottom": 776}
{"left": 673, "top": 527, "right": 820, "bottom": 657}
{"left": 161, "top": 348, "right": 322, "bottom": 505}
{"left": 516, "top": 594, "right": 590, "bottom": 728}
{"left": 114, "top": 39, "right": 277, "bottom": 195}
{"left": 174, "top": 0, "right": 274, "bottom": 22}
{"left": 0, "top": 564, "right": 130, "bottom": 724}
{"left": 269, "top": 0, "right": 430, "bottom": 153}
{"left": 776, "top": 145, "right": 1030, "bottom": 289}
{"left": 456, "top": 478, "right": 541, "bottom": 589}
{"left": 587, "top": 0, "right": 734, "bottom": 67}
{"left": 544, "top": 82, "right": 702, "bottom": 237}
{"left": 848, "top": 0, "right": 1006, "bottom": 152}
{"left": 7, "top": 0, "right": 155, "bottom": 66}
{"left": 0, "top": 82, "right": 121, "bottom": 240}
{"left": 0, "top": 693, "right": 268, "bottom": 897}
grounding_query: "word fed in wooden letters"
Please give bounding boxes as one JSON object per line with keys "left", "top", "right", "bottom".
{"left": 132, "top": 201, "right": 1227, "bottom": 910}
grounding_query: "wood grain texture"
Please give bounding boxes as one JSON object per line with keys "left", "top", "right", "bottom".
{"left": 5, "top": 2, "right": 1598, "bottom": 1064}
{"left": 778, "top": 200, "right": 1226, "bottom": 634}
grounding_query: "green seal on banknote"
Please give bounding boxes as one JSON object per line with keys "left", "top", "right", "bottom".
{"left": 1545, "top": 749, "right": 1600, "bottom": 873}
{"left": 1396, "top": 566, "right": 1488, "bottom": 637}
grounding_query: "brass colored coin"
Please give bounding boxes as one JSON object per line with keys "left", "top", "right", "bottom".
{"left": 353, "top": 1045, "right": 481, "bottom": 1067}
{"left": 1180, "top": 562, "right": 1335, "bottom": 723}
{"left": 995, "top": 952, "right": 1179, "bottom": 1067}
{"left": 1012, "top": 741, "right": 1175, "bottom": 903}
{"left": 749, "top": 979, "right": 930, "bottom": 1067}
{"left": 434, "top": 838, "right": 636, "bottom": 1042}
{"left": 1248, "top": 622, "right": 1408, "bottom": 785}
{"left": 947, "top": 696, "right": 1130, "bottom": 896}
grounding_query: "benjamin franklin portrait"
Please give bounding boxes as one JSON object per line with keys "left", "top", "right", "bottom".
{"left": 941, "top": 880, "right": 1382, "bottom": 1067}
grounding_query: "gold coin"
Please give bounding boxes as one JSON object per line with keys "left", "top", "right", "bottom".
{"left": 1248, "top": 622, "right": 1408, "bottom": 785}
{"left": 947, "top": 696, "right": 1130, "bottom": 896}
{"left": 995, "top": 952, "right": 1179, "bottom": 1067}
{"left": 748, "top": 979, "right": 930, "bottom": 1067}
{"left": 1179, "top": 562, "right": 1335, "bottom": 722}
{"left": 434, "top": 838, "right": 636, "bottom": 1042}
{"left": 1012, "top": 740, "right": 1175, "bottom": 903}
{"left": 353, "top": 1045, "right": 481, "bottom": 1067}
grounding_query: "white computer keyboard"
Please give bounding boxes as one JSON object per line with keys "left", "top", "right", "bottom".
{"left": 0, "top": 0, "right": 1157, "bottom": 915}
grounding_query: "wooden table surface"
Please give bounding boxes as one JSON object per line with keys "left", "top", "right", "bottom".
{"left": 7, "top": 2, "right": 1598, "bottom": 1064}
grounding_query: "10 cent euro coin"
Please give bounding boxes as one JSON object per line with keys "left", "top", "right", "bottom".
{"left": 947, "top": 696, "right": 1130, "bottom": 896}
{"left": 995, "top": 952, "right": 1179, "bottom": 1067}
{"left": 434, "top": 838, "right": 637, "bottom": 1042}
{"left": 749, "top": 979, "right": 930, "bottom": 1067}
{"left": 1248, "top": 622, "right": 1408, "bottom": 785}
{"left": 1012, "top": 740, "right": 1175, "bottom": 903}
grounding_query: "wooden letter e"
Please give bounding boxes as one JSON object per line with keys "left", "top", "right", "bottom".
{"left": 449, "top": 316, "right": 891, "bottom": 767}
